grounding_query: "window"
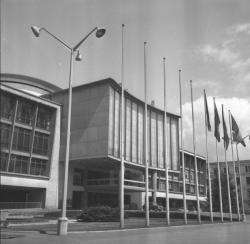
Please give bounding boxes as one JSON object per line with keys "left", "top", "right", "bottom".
{"left": 73, "top": 169, "right": 85, "bottom": 186}
{"left": 237, "top": 177, "right": 240, "bottom": 185}
{"left": 33, "top": 132, "right": 49, "bottom": 156}
{"left": 248, "top": 190, "right": 250, "bottom": 198}
{"left": 246, "top": 177, "right": 250, "bottom": 185}
{"left": 16, "top": 100, "right": 35, "bottom": 125}
{"left": 30, "top": 158, "right": 48, "bottom": 176}
{"left": 235, "top": 166, "right": 239, "bottom": 174}
{"left": 12, "top": 127, "right": 31, "bottom": 152}
{"left": 190, "top": 172, "right": 195, "bottom": 183}
{"left": 200, "top": 186, "right": 205, "bottom": 195}
{"left": 0, "top": 123, "right": 11, "bottom": 149}
{"left": 169, "top": 182, "right": 173, "bottom": 191}
{"left": 36, "top": 106, "right": 52, "bottom": 130}
{"left": 0, "top": 92, "right": 15, "bottom": 120}
{"left": 245, "top": 165, "right": 250, "bottom": 173}
{"left": 8, "top": 155, "right": 29, "bottom": 174}
{"left": 0, "top": 153, "right": 8, "bottom": 171}
{"left": 190, "top": 185, "right": 195, "bottom": 194}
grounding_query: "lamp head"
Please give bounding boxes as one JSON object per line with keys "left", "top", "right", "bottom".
{"left": 75, "top": 51, "right": 82, "bottom": 61}
{"left": 96, "top": 28, "right": 106, "bottom": 38}
{"left": 31, "top": 26, "right": 41, "bottom": 37}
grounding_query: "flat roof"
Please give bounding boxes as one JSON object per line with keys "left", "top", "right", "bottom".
{"left": 50, "top": 77, "right": 180, "bottom": 119}
{"left": 180, "top": 149, "right": 206, "bottom": 160}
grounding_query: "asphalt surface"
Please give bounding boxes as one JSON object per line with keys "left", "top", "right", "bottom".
{"left": 1, "top": 221, "right": 250, "bottom": 244}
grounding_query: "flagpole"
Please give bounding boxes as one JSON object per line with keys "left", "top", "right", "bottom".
{"left": 235, "top": 143, "right": 246, "bottom": 221}
{"left": 119, "top": 24, "right": 125, "bottom": 229}
{"left": 163, "top": 58, "right": 170, "bottom": 225}
{"left": 213, "top": 97, "right": 223, "bottom": 222}
{"left": 179, "top": 70, "right": 187, "bottom": 224}
{"left": 190, "top": 80, "right": 201, "bottom": 224}
{"left": 222, "top": 104, "right": 232, "bottom": 222}
{"left": 215, "top": 139, "right": 223, "bottom": 222}
{"left": 228, "top": 110, "right": 240, "bottom": 221}
{"left": 144, "top": 41, "right": 150, "bottom": 227}
{"left": 203, "top": 90, "right": 213, "bottom": 222}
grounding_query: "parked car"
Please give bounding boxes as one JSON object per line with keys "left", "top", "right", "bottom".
{"left": 143, "top": 203, "right": 164, "bottom": 212}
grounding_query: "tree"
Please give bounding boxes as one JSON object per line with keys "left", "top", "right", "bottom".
{"left": 207, "top": 171, "right": 239, "bottom": 213}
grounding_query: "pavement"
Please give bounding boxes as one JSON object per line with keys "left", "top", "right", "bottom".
{"left": 1, "top": 220, "right": 250, "bottom": 244}
{"left": 1, "top": 215, "right": 250, "bottom": 244}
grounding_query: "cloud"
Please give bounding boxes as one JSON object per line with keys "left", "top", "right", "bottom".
{"left": 192, "top": 79, "right": 218, "bottom": 89}
{"left": 182, "top": 96, "right": 250, "bottom": 161}
{"left": 200, "top": 44, "right": 239, "bottom": 65}
{"left": 198, "top": 23, "right": 250, "bottom": 98}
{"left": 229, "top": 23, "right": 250, "bottom": 35}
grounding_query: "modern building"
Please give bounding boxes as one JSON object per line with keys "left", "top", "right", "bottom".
{"left": 210, "top": 160, "right": 250, "bottom": 213}
{"left": 49, "top": 77, "right": 207, "bottom": 210}
{"left": 0, "top": 78, "right": 61, "bottom": 209}
{"left": 0, "top": 74, "right": 207, "bottom": 210}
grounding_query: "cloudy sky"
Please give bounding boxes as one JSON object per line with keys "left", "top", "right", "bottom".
{"left": 1, "top": 0, "right": 249, "bottom": 160}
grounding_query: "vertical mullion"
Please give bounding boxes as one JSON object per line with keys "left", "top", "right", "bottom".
{"left": 149, "top": 109, "right": 152, "bottom": 167}
{"left": 118, "top": 91, "right": 121, "bottom": 158}
{"left": 130, "top": 100, "right": 133, "bottom": 162}
{"left": 124, "top": 97, "right": 127, "bottom": 161}
{"left": 156, "top": 112, "right": 158, "bottom": 168}
{"left": 169, "top": 118, "right": 173, "bottom": 170}
{"left": 112, "top": 89, "right": 116, "bottom": 156}
{"left": 136, "top": 104, "right": 139, "bottom": 164}
{"left": 6, "top": 99, "right": 18, "bottom": 172}
{"left": 28, "top": 105, "right": 38, "bottom": 174}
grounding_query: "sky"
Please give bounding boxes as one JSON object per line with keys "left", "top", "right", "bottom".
{"left": 1, "top": 0, "right": 250, "bottom": 160}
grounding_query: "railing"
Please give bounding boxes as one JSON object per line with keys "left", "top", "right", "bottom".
{"left": 124, "top": 179, "right": 145, "bottom": 188}
{"left": 0, "top": 202, "right": 42, "bottom": 209}
{"left": 87, "top": 178, "right": 118, "bottom": 185}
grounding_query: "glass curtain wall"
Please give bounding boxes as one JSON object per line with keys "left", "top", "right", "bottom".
{"left": 0, "top": 90, "right": 54, "bottom": 177}
{"left": 108, "top": 86, "right": 179, "bottom": 170}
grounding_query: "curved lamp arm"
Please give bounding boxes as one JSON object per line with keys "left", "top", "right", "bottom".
{"left": 73, "top": 27, "right": 98, "bottom": 51}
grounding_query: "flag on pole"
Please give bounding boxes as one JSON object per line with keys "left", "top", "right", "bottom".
{"left": 204, "top": 90, "right": 211, "bottom": 131}
{"left": 231, "top": 114, "right": 246, "bottom": 147}
{"left": 213, "top": 98, "right": 220, "bottom": 142}
{"left": 222, "top": 105, "right": 229, "bottom": 150}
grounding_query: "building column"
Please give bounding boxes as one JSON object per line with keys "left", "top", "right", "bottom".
{"left": 83, "top": 168, "right": 88, "bottom": 208}
{"left": 152, "top": 171, "right": 157, "bottom": 205}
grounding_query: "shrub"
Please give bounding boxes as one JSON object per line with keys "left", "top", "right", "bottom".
{"left": 76, "top": 206, "right": 128, "bottom": 222}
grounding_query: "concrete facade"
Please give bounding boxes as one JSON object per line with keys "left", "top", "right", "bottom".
{"left": 50, "top": 78, "right": 207, "bottom": 210}
{"left": 1, "top": 75, "right": 207, "bottom": 211}
{"left": 0, "top": 83, "right": 61, "bottom": 209}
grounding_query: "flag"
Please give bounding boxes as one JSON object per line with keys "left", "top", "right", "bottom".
{"left": 213, "top": 98, "right": 220, "bottom": 142}
{"left": 204, "top": 90, "right": 211, "bottom": 131}
{"left": 222, "top": 105, "right": 229, "bottom": 150}
{"left": 231, "top": 114, "right": 246, "bottom": 147}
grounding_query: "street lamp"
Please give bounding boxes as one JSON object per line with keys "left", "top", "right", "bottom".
{"left": 31, "top": 25, "right": 105, "bottom": 235}
{"left": 242, "top": 134, "right": 250, "bottom": 141}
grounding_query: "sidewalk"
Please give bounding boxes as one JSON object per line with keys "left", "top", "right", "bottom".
{"left": 1, "top": 219, "right": 249, "bottom": 244}
{"left": 2, "top": 215, "right": 242, "bottom": 234}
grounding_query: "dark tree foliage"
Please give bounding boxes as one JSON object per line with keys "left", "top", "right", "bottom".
{"left": 207, "top": 171, "right": 241, "bottom": 213}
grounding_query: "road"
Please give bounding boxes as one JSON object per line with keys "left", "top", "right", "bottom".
{"left": 1, "top": 221, "right": 250, "bottom": 244}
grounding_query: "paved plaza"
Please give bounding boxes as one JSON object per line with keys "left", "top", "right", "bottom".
{"left": 1, "top": 220, "right": 250, "bottom": 244}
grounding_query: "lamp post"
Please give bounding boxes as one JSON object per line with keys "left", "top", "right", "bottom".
{"left": 242, "top": 134, "right": 250, "bottom": 141}
{"left": 31, "top": 26, "right": 105, "bottom": 235}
